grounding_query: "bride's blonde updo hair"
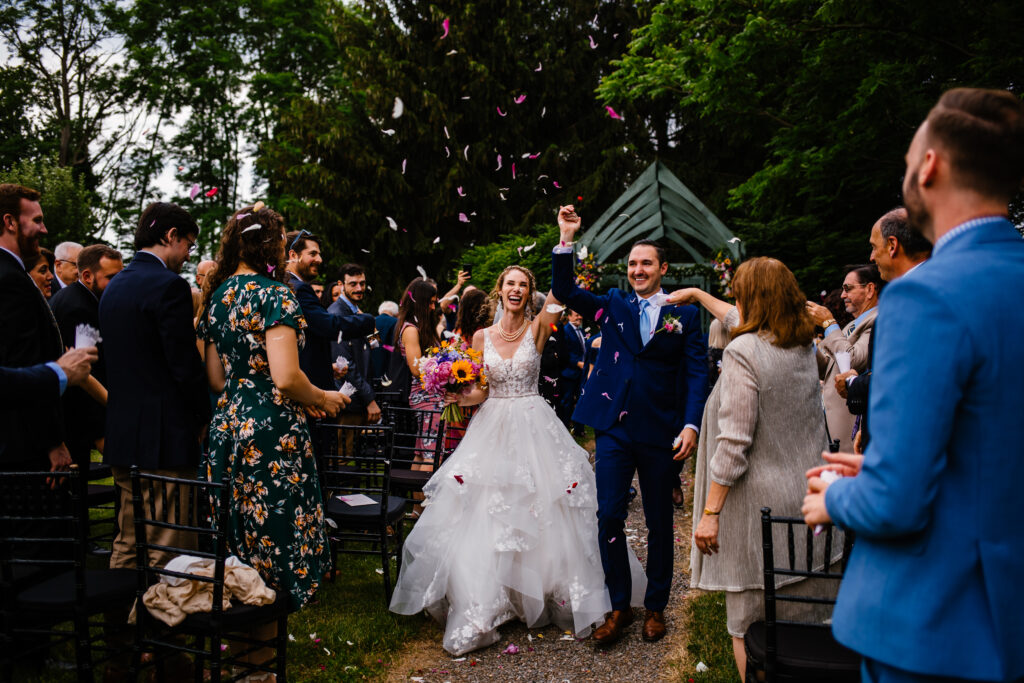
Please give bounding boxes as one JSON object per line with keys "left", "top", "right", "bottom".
{"left": 491, "top": 265, "right": 537, "bottom": 315}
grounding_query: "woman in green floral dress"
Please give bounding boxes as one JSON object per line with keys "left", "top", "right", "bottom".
{"left": 199, "top": 204, "right": 349, "bottom": 613}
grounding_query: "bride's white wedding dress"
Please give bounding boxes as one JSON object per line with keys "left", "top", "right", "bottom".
{"left": 389, "top": 326, "right": 645, "bottom": 655}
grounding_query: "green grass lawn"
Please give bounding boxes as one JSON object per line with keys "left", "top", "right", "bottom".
{"left": 676, "top": 591, "right": 740, "bottom": 683}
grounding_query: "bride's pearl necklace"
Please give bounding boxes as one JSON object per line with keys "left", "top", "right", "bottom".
{"left": 498, "top": 318, "right": 528, "bottom": 342}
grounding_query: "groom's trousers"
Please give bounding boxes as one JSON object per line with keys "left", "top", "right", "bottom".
{"left": 595, "top": 428, "right": 675, "bottom": 612}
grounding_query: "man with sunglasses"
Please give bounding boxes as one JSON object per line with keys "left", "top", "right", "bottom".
{"left": 284, "top": 229, "right": 375, "bottom": 393}
{"left": 806, "top": 264, "right": 884, "bottom": 453}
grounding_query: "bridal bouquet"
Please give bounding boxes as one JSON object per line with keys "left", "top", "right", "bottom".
{"left": 417, "top": 339, "right": 487, "bottom": 423}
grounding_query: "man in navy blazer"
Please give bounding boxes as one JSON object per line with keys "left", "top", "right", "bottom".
{"left": 803, "top": 88, "right": 1024, "bottom": 683}
{"left": 284, "top": 231, "right": 375, "bottom": 392}
{"left": 100, "top": 202, "right": 211, "bottom": 570}
{"left": 552, "top": 206, "right": 707, "bottom": 644}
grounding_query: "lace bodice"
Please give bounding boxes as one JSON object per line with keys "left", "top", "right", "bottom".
{"left": 483, "top": 326, "right": 541, "bottom": 398}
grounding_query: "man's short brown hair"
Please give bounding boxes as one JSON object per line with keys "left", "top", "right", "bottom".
{"left": 77, "top": 244, "right": 123, "bottom": 273}
{"left": 0, "top": 183, "right": 41, "bottom": 223}
{"left": 926, "top": 88, "right": 1024, "bottom": 202}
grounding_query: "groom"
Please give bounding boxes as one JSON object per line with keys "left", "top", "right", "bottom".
{"left": 551, "top": 206, "right": 707, "bottom": 644}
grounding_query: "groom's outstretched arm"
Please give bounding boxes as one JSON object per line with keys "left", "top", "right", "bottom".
{"left": 551, "top": 205, "right": 607, "bottom": 318}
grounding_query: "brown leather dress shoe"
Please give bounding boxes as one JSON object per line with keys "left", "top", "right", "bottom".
{"left": 642, "top": 610, "right": 667, "bottom": 641}
{"left": 592, "top": 609, "right": 634, "bottom": 645}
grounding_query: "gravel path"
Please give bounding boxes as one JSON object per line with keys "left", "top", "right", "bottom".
{"left": 388, "top": 455, "right": 697, "bottom": 683}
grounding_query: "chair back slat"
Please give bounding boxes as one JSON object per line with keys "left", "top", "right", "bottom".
{"left": 382, "top": 406, "right": 446, "bottom": 471}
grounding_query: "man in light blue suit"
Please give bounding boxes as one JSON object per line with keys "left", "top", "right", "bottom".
{"left": 803, "top": 88, "right": 1024, "bottom": 682}
{"left": 552, "top": 206, "right": 708, "bottom": 644}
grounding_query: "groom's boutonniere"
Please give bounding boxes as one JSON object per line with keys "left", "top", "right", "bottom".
{"left": 656, "top": 314, "right": 683, "bottom": 335}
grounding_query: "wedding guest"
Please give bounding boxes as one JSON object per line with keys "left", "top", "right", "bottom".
{"left": 328, "top": 263, "right": 381, "bottom": 424}
{"left": 50, "top": 244, "right": 123, "bottom": 465}
{"left": 0, "top": 183, "right": 69, "bottom": 473}
{"left": 199, "top": 205, "right": 346, "bottom": 665}
{"left": 195, "top": 258, "right": 216, "bottom": 289}
{"left": 395, "top": 277, "right": 442, "bottom": 471}
{"left": 556, "top": 308, "right": 587, "bottom": 434}
{"left": 806, "top": 264, "right": 883, "bottom": 452}
{"left": 284, "top": 230, "right": 374, "bottom": 393}
{"left": 803, "top": 87, "right": 1024, "bottom": 683}
{"left": 372, "top": 300, "right": 399, "bottom": 379}
{"left": 674, "top": 258, "right": 833, "bottom": 681}
{"left": 24, "top": 247, "right": 55, "bottom": 298}
{"left": 53, "top": 241, "right": 82, "bottom": 291}
{"left": 99, "top": 201, "right": 211, "bottom": 572}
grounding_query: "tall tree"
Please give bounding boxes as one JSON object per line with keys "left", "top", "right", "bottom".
{"left": 261, "top": 0, "right": 656, "bottom": 295}
{"left": 600, "top": 0, "right": 1024, "bottom": 290}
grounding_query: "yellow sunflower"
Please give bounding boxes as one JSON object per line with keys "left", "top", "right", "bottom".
{"left": 451, "top": 359, "right": 476, "bottom": 382}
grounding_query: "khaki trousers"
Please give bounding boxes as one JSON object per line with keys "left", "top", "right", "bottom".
{"left": 109, "top": 466, "right": 199, "bottom": 570}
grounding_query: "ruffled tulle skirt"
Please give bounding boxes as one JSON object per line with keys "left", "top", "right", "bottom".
{"left": 389, "top": 393, "right": 645, "bottom": 655}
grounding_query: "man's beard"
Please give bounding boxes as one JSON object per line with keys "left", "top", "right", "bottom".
{"left": 904, "top": 169, "right": 933, "bottom": 242}
{"left": 16, "top": 225, "right": 40, "bottom": 262}
{"left": 295, "top": 259, "right": 317, "bottom": 282}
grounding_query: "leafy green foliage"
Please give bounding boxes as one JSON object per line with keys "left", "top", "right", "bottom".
{"left": 0, "top": 156, "right": 97, "bottom": 246}
{"left": 600, "top": 0, "right": 1024, "bottom": 292}
{"left": 459, "top": 223, "right": 558, "bottom": 294}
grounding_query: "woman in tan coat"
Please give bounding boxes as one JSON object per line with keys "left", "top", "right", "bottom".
{"left": 668, "top": 257, "right": 835, "bottom": 681}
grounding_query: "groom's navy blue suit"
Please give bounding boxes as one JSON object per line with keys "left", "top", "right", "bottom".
{"left": 552, "top": 249, "right": 707, "bottom": 611}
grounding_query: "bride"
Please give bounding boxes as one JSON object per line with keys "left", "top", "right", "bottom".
{"left": 389, "top": 264, "right": 645, "bottom": 655}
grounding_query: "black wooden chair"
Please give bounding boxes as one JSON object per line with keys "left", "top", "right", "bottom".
{"left": 0, "top": 467, "right": 136, "bottom": 681}
{"left": 128, "top": 468, "right": 290, "bottom": 683}
{"left": 743, "top": 507, "right": 860, "bottom": 683}
{"left": 382, "top": 406, "right": 446, "bottom": 508}
{"left": 316, "top": 423, "right": 405, "bottom": 603}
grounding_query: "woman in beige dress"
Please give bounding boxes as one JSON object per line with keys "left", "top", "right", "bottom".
{"left": 667, "top": 257, "right": 835, "bottom": 681}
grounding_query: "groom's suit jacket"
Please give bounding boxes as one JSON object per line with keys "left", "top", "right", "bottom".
{"left": 551, "top": 250, "right": 707, "bottom": 448}
{"left": 825, "top": 217, "right": 1024, "bottom": 680}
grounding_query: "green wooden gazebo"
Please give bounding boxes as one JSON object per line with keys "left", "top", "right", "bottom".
{"left": 579, "top": 160, "right": 742, "bottom": 277}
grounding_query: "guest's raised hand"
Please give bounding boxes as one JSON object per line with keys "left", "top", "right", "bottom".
{"left": 557, "top": 205, "right": 582, "bottom": 241}
{"left": 456, "top": 270, "right": 471, "bottom": 287}
{"left": 806, "top": 451, "right": 863, "bottom": 480}
{"left": 57, "top": 346, "right": 98, "bottom": 386}
{"left": 666, "top": 288, "right": 701, "bottom": 307}
{"left": 805, "top": 301, "right": 834, "bottom": 326}
{"left": 802, "top": 477, "right": 832, "bottom": 527}
{"left": 834, "top": 369, "right": 858, "bottom": 398}
{"left": 319, "top": 390, "right": 350, "bottom": 417}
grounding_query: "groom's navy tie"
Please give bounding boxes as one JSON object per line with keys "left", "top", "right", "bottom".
{"left": 638, "top": 298, "right": 651, "bottom": 346}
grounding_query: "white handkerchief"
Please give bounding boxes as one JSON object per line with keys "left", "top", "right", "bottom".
{"left": 75, "top": 323, "right": 102, "bottom": 348}
{"left": 337, "top": 493, "right": 375, "bottom": 506}
{"left": 334, "top": 356, "right": 349, "bottom": 372}
{"left": 835, "top": 351, "right": 851, "bottom": 373}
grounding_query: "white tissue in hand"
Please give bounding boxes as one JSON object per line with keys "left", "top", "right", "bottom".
{"left": 546, "top": 304, "right": 565, "bottom": 314}
{"left": 671, "top": 434, "right": 683, "bottom": 450}
{"left": 334, "top": 356, "right": 349, "bottom": 372}
{"left": 835, "top": 350, "right": 851, "bottom": 373}
{"left": 74, "top": 323, "right": 102, "bottom": 349}
{"left": 820, "top": 469, "right": 842, "bottom": 484}
{"left": 339, "top": 382, "right": 357, "bottom": 397}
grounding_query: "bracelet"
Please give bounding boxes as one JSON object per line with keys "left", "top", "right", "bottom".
{"left": 559, "top": 240, "right": 574, "bottom": 247}
{"left": 821, "top": 318, "right": 836, "bottom": 328}
{"left": 703, "top": 508, "right": 720, "bottom": 516}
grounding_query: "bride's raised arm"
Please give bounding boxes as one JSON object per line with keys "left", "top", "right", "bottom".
{"left": 532, "top": 290, "right": 565, "bottom": 353}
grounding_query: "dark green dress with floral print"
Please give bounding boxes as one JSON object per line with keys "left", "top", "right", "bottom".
{"left": 198, "top": 274, "right": 331, "bottom": 609}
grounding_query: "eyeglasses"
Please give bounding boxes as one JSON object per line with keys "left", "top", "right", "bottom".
{"left": 841, "top": 283, "right": 866, "bottom": 293}
{"left": 55, "top": 259, "right": 78, "bottom": 267}
{"left": 184, "top": 237, "right": 198, "bottom": 254}
{"left": 288, "top": 229, "right": 312, "bottom": 253}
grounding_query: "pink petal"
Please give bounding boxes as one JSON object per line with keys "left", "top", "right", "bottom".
{"left": 496, "top": 106, "right": 507, "bottom": 117}
{"left": 382, "top": 344, "right": 394, "bottom": 352}
{"left": 205, "top": 187, "right": 218, "bottom": 197}
{"left": 177, "top": 166, "right": 184, "bottom": 171}
{"left": 189, "top": 183, "right": 200, "bottom": 200}
{"left": 534, "top": 62, "right": 542, "bottom": 72}
{"left": 594, "top": 308, "right": 604, "bottom": 321}
{"left": 511, "top": 163, "right": 516, "bottom": 179}
{"left": 553, "top": 181, "right": 561, "bottom": 189}
{"left": 618, "top": 410, "right": 628, "bottom": 421}
{"left": 445, "top": 146, "right": 450, "bottom": 158}
{"left": 513, "top": 95, "right": 526, "bottom": 104}
{"left": 401, "top": 159, "right": 407, "bottom": 174}
{"left": 605, "top": 105, "right": 623, "bottom": 120}
{"left": 601, "top": 392, "right": 613, "bottom": 400}
{"left": 495, "top": 154, "right": 502, "bottom": 171}
{"left": 441, "top": 17, "right": 450, "bottom": 39}
{"left": 608, "top": 537, "right": 617, "bottom": 543}
{"left": 454, "top": 474, "right": 464, "bottom": 484}
{"left": 542, "top": 375, "right": 556, "bottom": 383}
{"left": 267, "top": 265, "right": 275, "bottom": 274}
{"left": 444, "top": 125, "right": 450, "bottom": 139}
{"left": 457, "top": 186, "right": 466, "bottom": 197}
{"left": 529, "top": 153, "right": 540, "bottom": 159}
{"left": 459, "top": 213, "right": 470, "bottom": 223}
{"left": 589, "top": 35, "right": 598, "bottom": 48}
{"left": 613, "top": 351, "right": 619, "bottom": 363}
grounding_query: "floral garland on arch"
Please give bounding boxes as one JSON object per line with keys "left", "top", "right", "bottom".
{"left": 711, "top": 249, "right": 736, "bottom": 300}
